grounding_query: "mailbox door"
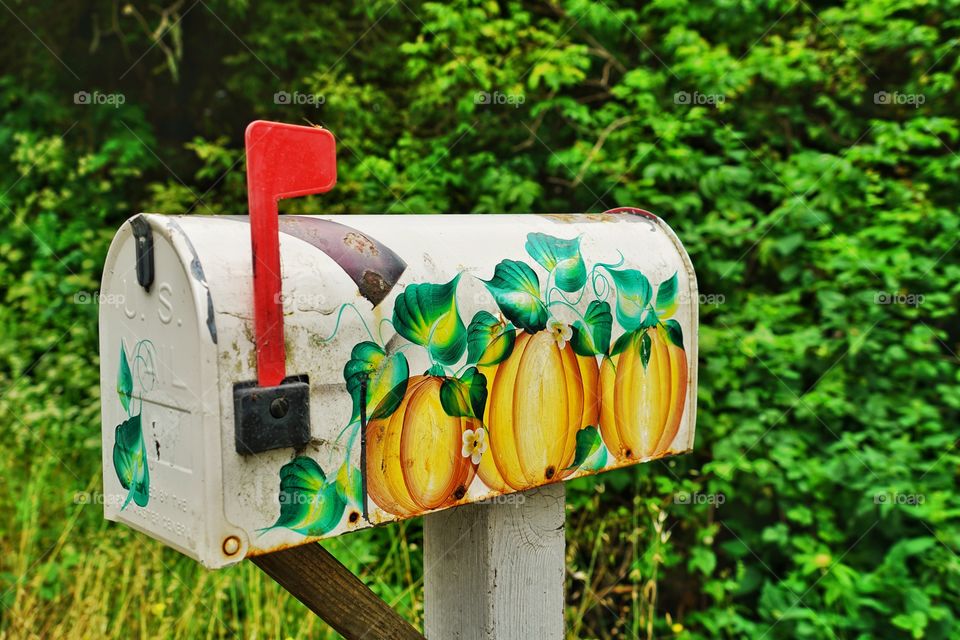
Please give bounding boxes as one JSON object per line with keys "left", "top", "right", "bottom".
{"left": 99, "top": 217, "right": 224, "bottom": 566}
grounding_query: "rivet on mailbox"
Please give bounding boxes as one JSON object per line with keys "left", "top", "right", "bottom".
{"left": 100, "top": 121, "right": 698, "bottom": 568}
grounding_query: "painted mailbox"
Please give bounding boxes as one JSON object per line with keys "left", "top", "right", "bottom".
{"left": 99, "top": 125, "right": 698, "bottom": 569}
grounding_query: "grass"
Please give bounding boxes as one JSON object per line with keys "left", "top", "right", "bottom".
{"left": 2, "top": 445, "right": 665, "bottom": 639}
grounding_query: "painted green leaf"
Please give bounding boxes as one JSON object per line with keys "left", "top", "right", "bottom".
{"left": 335, "top": 461, "right": 363, "bottom": 507}
{"left": 566, "top": 426, "right": 607, "bottom": 471}
{"left": 117, "top": 342, "right": 133, "bottom": 415}
{"left": 639, "top": 309, "right": 660, "bottom": 329}
{"left": 663, "top": 319, "right": 685, "bottom": 350}
{"left": 482, "top": 260, "right": 547, "bottom": 333}
{"left": 583, "top": 437, "right": 608, "bottom": 470}
{"left": 466, "top": 310, "right": 516, "bottom": 366}
{"left": 113, "top": 414, "right": 149, "bottom": 509}
{"left": 610, "top": 331, "right": 636, "bottom": 356}
{"left": 655, "top": 272, "right": 679, "bottom": 319}
{"left": 525, "top": 232, "right": 587, "bottom": 292}
{"left": 344, "top": 342, "right": 409, "bottom": 422}
{"left": 440, "top": 367, "right": 488, "bottom": 421}
{"left": 571, "top": 300, "right": 612, "bottom": 356}
{"left": 602, "top": 267, "right": 652, "bottom": 332}
{"left": 267, "top": 457, "right": 346, "bottom": 537}
{"left": 392, "top": 275, "right": 467, "bottom": 365}
{"left": 640, "top": 331, "right": 652, "bottom": 370}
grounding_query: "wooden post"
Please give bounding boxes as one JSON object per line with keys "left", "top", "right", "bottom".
{"left": 251, "top": 543, "right": 425, "bottom": 640}
{"left": 422, "top": 484, "right": 566, "bottom": 639}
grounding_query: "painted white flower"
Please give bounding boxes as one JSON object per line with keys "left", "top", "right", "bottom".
{"left": 461, "top": 427, "right": 488, "bottom": 464}
{"left": 549, "top": 320, "right": 573, "bottom": 349}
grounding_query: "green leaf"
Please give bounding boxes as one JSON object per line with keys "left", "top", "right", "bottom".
{"left": 466, "top": 310, "right": 516, "bottom": 366}
{"left": 610, "top": 331, "right": 636, "bottom": 356}
{"left": 113, "top": 414, "right": 149, "bottom": 509}
{"left": 689, "top": 547, "right": 717, "bottom": 576}
{"left": 117, "top": 342, "right": 133, "bottom": 415}
{"left": 655, "top": 272, "right": 679, "bottom": 318}
{"left": 602, "top": 266, "right": 652, "bottom": 331}
{"left": 584, "top": 438, "right": 608, "bottom": 470}
{"left": 482, "top": 260, "right": 547, "bottom": 333}
{"left": 335, "top": 462, "right": 363, "bottom": 507}
{"left": 640, "top": 331, "right": 652, "bottom": 370}
{"left": 571, "top": 300, "right": 612, "bottom": 356}
{"left": 663, "top": 319, "right": 685, "bottom": 350}
{"left": 566, "top": 426, "right": 607, "bottom": 471}
{"left": 392, "top": 275, "right": 467, "bottom": 365}
{"left": 525, "top": 232, "right": 587, "bottom": 292}
{"left": 439, "top": 367, "right": 488, "bottom": 421}
{"left": 268, "top": 457, "right": 346, "bottom": 537}
{"left": 344, "top": 342, "right": 409, "bottom": 422}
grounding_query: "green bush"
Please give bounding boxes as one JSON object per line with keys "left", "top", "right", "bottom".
{"left": 1, "top": 1, "right": 958, "bottom": 638}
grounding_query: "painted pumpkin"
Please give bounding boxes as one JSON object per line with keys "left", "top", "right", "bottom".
{"left": 599, "top": 324, "right": 687, "bottom": 461}
{"left": 366, "top": 375, "right": 477, "bottom": 517}
{"left": 478, "top": 331, "right": 599, "bottom": 492}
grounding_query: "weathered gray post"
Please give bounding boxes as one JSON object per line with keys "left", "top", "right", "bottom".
{"left": 423, "top": 484, "right": 566, "bottom": 639}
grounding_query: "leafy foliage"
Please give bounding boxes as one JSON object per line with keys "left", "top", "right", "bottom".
{"left": 439, "top": 366, "right": 488, "bottom": 421}
{"left": 264, "top": 457, "right": 345, "bottom": 537}
{"left": 525, "top": 232, "right": 587, "bottom": 292}
{"left": 466, "top": 310, "right": 516, "bottom": 366}
{"left": 392, "top": 276, "right": 467, "bottom": 366}
{"left": 483, "top": 259, "right": 548, "bottom": 332}
{"left": 567, "top": 426, "right": 607, "bottom": 472}
{"left": 116, "top": 342, "right": 132, "bottom": 415}
{"left": 343, "top": 341, "right": 409, "bottom": 421}
{"left": 571, "top": 299, "right": 613, "bottom": 357}
{"left": 602, "top": 266, "right": 654, "bottom": 331}
{"left": 112, "top": 414, "right": 149, "bottom": 509}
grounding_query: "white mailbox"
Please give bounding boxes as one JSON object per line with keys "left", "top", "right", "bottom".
{"left": 100, "top": 122, "right": 698, "bottom": 568}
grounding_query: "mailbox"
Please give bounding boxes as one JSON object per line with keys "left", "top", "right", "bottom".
{"left": 99, "top": 123, "right": 698, "bottom": 569}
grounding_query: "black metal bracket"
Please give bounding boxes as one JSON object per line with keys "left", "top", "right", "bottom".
{"left": 234, "top": 375, "right": 311, "bottom": 455}
{"left": 129, "top": 216, "right": 155, "bottom": 291}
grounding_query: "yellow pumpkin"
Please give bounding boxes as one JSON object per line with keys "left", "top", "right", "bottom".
{"left": 478, "top": 331, "right": 599, "bottom": 492}
{"left": 599, "top": 324, "right": 687, "bottom": 461}
{"left": 366, "top": 376, "right": 477, "bottom": 517}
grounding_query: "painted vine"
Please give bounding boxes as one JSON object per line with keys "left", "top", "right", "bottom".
{"left": 264, "top": 232, "right": 687, "bottom": 537}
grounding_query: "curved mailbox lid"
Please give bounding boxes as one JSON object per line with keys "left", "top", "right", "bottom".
{"left": 100, "top": 211, "right": 697, "bottom": 567}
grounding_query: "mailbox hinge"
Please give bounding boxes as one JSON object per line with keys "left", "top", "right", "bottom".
{"left": 129, "top": 215, "right": 155, "bottom": 292}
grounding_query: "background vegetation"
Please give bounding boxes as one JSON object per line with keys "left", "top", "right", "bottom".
{"left": 1, "top": 0, "right": 958, "bottom": 638}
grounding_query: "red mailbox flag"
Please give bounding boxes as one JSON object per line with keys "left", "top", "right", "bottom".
{"left": 245, "top": 120, "right": 337, "bottom": 387}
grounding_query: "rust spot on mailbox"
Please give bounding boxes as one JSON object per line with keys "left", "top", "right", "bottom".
{"left": 359, "top": 270, "right": 391, "bottom": 303}
{"left": 344, "top": 231, "right": 380, "bottom": 257}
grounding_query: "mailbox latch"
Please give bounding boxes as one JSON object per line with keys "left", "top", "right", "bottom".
{"left": 234, "top": 376, "right": 310, "bottom": 455}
